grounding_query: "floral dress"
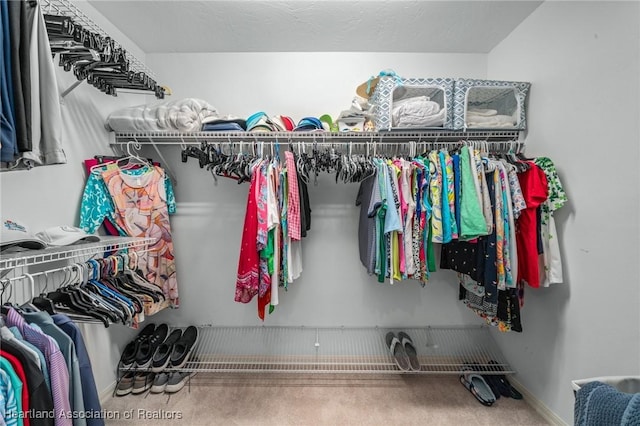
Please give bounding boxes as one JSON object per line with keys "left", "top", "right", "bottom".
{"left": 101, "top": 166, "right": 178, "bottom": 309}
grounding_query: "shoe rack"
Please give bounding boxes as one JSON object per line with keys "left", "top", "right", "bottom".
{"left": 124, "top": 325, "right": 514, "bottom": 375}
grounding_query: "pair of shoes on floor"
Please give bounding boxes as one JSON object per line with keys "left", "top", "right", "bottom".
{"left": 459, "top": 361, "right": 524, "bottom": 406}
{"left": 480, "top": 360, "right": 523, "bottom": 400}
{"left": 119, "top": 323, "right": 170, "bottom": 370}
{"left": 460, "top": 367, "right": 496, "bottom": 407}
{"left": 150, "top": 325, "right": 199, "bottom": 372}
{"left": 385, "top": 331, "right": 421, "bottom": 372}
{"left": 115, "top": 372, "right": 156, "bottom": 396}
{"left": 150, "top": 371, "right": 196, "bottom": 394}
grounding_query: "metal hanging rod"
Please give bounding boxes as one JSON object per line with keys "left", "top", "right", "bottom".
{"left": 113, "top": 130, "right": 523, "bottom": 145}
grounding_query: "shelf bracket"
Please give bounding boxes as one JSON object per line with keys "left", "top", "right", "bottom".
{"left": 60, "top": 80, "right": 84, "bottom": 99}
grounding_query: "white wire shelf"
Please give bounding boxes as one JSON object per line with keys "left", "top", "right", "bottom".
{"left": 125, "top": 325, "right": 514, "bottom": 375}
{"left": 0, "top": 236, "right": 156, "bottom": 271}
{"left": 114, "top": 130, "right": 523, "bottom": 145}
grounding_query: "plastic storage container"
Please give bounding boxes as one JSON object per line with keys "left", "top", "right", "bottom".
{"left": 453, "top": 78, "right": 531, "bottom": 130}
{"left": 370, "top": 76, "right": 454, "bottom": 131}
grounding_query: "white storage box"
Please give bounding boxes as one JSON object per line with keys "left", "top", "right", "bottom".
{"left": 453, "top": 79, "right": 531, "bottom": 130}
{"left": 370, "top": 76, "right": 454, "bottom": 131}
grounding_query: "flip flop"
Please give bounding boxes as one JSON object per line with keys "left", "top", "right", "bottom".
{"left": 397, "top": 332, "right": 421, "bottom": 372}
{"left": 459, "top": 370, "right": 497, "bottom": 407}
{"left": 385, "top": 332, "right": 410, "bottom": 371}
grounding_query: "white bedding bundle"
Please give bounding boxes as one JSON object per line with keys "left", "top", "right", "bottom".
{"left": 465, "top": 108, "right": 516, "bottom": 128}
{"left": 105, "top": 98, "right": 219, "bottom": 132}
{"left": 391, "top": 96, "right": 446, "bottom": 128}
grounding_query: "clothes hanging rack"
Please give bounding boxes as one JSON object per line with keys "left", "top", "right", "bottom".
{"left": 41, "top": 0, "right": 165, "bottom": 98}
{"left": 113, "top": 130, "right": 523, "bottom": 146}
{"left": 0, "top": 236, "right": 155, "bottom": 271}
{"left": 1, "top": 239, "right": 160, "bottom": 325}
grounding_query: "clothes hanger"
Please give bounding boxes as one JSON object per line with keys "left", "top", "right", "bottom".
{"left": 0, "top": 279, "right": 12, "bottom": 315}
{"left": 116, "top": 140, "right": 152, "bottom": 171}
{"left": 31, "top": 271, "right": 56, "bottom": 315}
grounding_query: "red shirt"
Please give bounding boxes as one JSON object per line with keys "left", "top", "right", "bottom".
{"left": 1, "top": 350, "right": 30, "bottom": 426}
{"left": 516, "top": 163, "right": 548, "bottom": 288}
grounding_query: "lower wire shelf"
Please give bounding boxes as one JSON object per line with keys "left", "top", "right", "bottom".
{"left": 127, "top": 325, "right": 514, "bottom": 375}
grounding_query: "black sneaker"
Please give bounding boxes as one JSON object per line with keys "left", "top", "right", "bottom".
{"left": 170, "top": 326, "right": 199, "bottom": 369}
{"left": 119, "top": 323, "right": 156, "bottom": 369}
{"left": 135, "top": 324, "right": 168, "bottom": 369}
{"left": 151, "top": 329, "right": 183, "bottom": 372}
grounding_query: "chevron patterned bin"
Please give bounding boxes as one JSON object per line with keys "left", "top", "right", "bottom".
{"left": 370, "top": 77, "right": 454, "bottom": 131}
{"left": 453, "top": 79, "right": 531, "bottom": 130}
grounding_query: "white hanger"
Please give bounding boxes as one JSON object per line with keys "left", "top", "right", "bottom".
{"left": 116, "top": 139, "right": 151, "bottom": 171}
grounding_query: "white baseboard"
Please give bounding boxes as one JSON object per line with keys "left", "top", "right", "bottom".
{"left": 509, "top": 377, "right": 568, "bottom": 426}
{"left": 99, "top": 381, "right": 117, "bottom": 405}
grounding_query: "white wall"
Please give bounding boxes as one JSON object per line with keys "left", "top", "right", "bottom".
{"left": 0, "top": 1, "right": 152, "bottom": 397}
{"left": 145, "top": 52, "right": 490, "bottom": 328}
{"left": 488, "top": 2, "right": 640, "bottom": 424}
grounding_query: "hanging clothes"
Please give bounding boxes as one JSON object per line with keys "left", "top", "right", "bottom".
{"left": 4, "top": 307, "right": 71, "bottom": 426}
{"left": 79, "top": 163, "right": 178, "bottom": 310}
{"left": 533, "top": 157, "right": 567, "bottom": 286}
{"left": 81, "top": 157, "right": 176, "bottom": 237}
{"left": 1, "top": 0, "right": 65, "bottom": 167}
{"left": 353, "top": 142, "right": 564, "bottom": 333}
{"left": 234, "top": 152, "right": 312, "bottom": 320}
{"left": 235, "top": 165, "right": 261, "bottom": 304}
{"left": 515, "top": 162, "right": 548, "bottom": 289}
{"left": 2, "top": 308, "right": 103, "bottom": 426}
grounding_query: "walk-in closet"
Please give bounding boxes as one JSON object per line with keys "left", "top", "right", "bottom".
{"left": 1, "top": 1, "right": 638, "bottom": 425}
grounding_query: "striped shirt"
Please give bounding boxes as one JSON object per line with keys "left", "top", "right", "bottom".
{"left": 285, "top": 152, "right": 301, "bottom": 241}
{"left": 6, "top": 309, "right": 71, "bottom": 426}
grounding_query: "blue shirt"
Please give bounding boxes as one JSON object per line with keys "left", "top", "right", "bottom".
{"left": 52, "top": 314, "right": 104, "bottom": 426}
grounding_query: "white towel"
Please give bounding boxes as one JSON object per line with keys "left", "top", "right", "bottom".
{"left": 466, "top": 109, "right": 516, "bottom": 128}
{"left": 106, "top": 98, "right": 219, "bottom": 132}
{"left": 392, "top": 96, "right": 446, "bottom": 128}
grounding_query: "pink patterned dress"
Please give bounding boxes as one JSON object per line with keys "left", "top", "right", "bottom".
{"left": 102, "top": 166, "right": 178, "bottom": 309}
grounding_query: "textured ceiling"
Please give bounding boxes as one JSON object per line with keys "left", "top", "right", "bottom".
{"left": 87, "top": 0, "right": 543, "bottom": 53}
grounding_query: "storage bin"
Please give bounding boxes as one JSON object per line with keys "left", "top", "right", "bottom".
{"left": 453, "top": 79, "right": 531, "bottom": 130}
{"left": 370, "top": 76, "right": 454, "bottom": 131}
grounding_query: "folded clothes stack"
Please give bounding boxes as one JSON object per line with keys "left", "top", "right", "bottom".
{"left": 466, "top": 108, "right": 517, "bottom": 128}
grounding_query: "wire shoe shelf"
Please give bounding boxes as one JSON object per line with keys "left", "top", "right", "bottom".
{"left": 129, "top": 325, "right": 514, "bottom": 376}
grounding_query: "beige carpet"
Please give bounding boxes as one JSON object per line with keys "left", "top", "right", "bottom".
{"left": 102, "top": 373, "right": 551, "bottom": 425}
